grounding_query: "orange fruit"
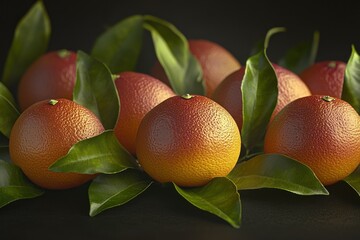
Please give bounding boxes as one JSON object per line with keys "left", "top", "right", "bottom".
{"left": 17, "top": 50, "right": 77, "bottom": 111}
{"left": 9, "top": 98, "right": 105, "bottom": 189}
{"left": 264, "top": 95, "right": 360, "bottom": 186}
{"left": 151, "top": 39, "right": 241, "bottom": 96}
{"left": 113, "top": 72, "right": 175, "bottom": 156}
{"left": 300, "top": 61, "right": 346, "bottom": 98}
{"left": 212, "top": 64, "right": 311, "bottom": 130}
{"left": 136, "top": 94, "right": 241, "bottom": 187}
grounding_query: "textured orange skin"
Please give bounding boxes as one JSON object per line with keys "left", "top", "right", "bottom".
{"left": 300, "top": 61, "right": 346, "bottom": 98}
{"left": 113, "top": 72, "right": 175, "bottom": 156}
{"left": 212, "top": 64, "right": 311, "bottom": 130}
{"left": 18, "top": 51, "right": 77, "bottom": 111}
{"left": 136, "top": 95, "right": 241, "bottom": 187}
{"left": 264, "top": 95, "right": 360, "bottom": 186}
{"left": 9, "top": 99, "right": 105, "bottom": 190}
{"left": 151, "top": 39, "right": 241, "bottom": 96}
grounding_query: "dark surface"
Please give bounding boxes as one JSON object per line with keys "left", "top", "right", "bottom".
{"left": 1, "top": 0, "right": 360, "bottom": 239}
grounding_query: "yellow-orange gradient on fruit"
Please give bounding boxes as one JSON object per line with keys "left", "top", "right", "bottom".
{"left": 136, "top": 94, "right": 241, "bottom": 187}
{"left": 300, "top": 61, "right": 346, "bottom": 98}
{"left": 212, "top": 64, "right": 311, "bottom": 130}
{"left": 9, "top": 99, "right": 105, "bottom": 190}
{"left": 113, "top": 72, "right": 175, "bottom": 156}
{"left": 17, "top": 50, "right": 77, "bottom": 111}
{"left": 264, "top": 95, "right": 360, "bottom": 186}
{"left": 151, "top": 39, "right": 241, "bottom": 96}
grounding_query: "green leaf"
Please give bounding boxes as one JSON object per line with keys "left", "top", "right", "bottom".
{"left": 278, "top": 31, "right": 319, "bottom": 74}
{"left": 343, "top": 166, "right": 360, "bottom": 196}
{"left": 342, "top": 45, "right": 360, "bottom": 113}
{"left": 241, "top": 50, "right": 278, "bottom": 152}
{"left": 89, "top": 169, "right": 152, "bottom": 216}
{"left": 0, "top": 160, "right": 44, "bottom": 208}
{"left": 228, "top": 154, "right": 329, "bottom": 195}
{"left": 143, "top": 15, "right": 205, "bottom": 95}
{"left": 0, "top": 82, "right": 16, "bottom": 106}
{"left": 49, "top": 130, "right": 138, "bottom": 174}
{"left": 249, "top": 27, "right": 286, "bottom": 56}
{"left": 73, "top": 51, "right": 120, "bottom": 129}
{"left": 0, "top": 83, "right": 20, "bottom": 138}
{"left": 91, "top": 15, "right": 144, "bottom": 73}
{"left": 174, "top": 178, "right": 241, "bottom": 228}
{"left": 2, "top": 1, "right": 51, "bottom": 90}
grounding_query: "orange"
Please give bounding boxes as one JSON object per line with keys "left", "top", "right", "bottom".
{"left": 212, "top": 64, "right": 311, "bottom": 130}
{"left": 136, "top": 94, "right": 241, "bottom": 187}
{"left": 17, "top": 50, "right": 77, "bottom": 111}
{"left": 113, "top": 72, "right": 175, "bottom": 156}
{"left": 264, "top": 95, "right": 360, "bottom": 186}
{"left": 151, "top": 39, "right": 241, "bottom": 96}
{"left": 300, "top": 61, "right": 346, "bottom": 98}
{"left": 9, "top": 98, "right": 105, "bottom": 189}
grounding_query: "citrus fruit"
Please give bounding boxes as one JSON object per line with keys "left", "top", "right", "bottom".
{"left": 212, "top": 64, "right": 311, "bottom": 130}
{"left": 113, "top": 72, "right": 175, "bottom": 156}
{"left": 151, "top": 39, "right": 241, "bottom": 96}
{"left": 264, "top": 95, "right": 360, "bottom": 186}
{"left": 300, "top": 61, "right": 346, "bottom": 98}
{"left": 17, "top": 50, "right": 77, "bottom": 111}
{"left": 136, "top": 94, "right": 241, "bottom": 187}
{"left": 9, "top": 98, "right": 105, "bottom": 189}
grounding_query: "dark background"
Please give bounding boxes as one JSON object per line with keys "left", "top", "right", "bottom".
{"left": 1, "top": 0, "right": 360, "bottom": 239}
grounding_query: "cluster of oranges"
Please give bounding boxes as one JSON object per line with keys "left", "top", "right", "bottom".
{"left": 8, "top": 39, "right": 360, "bottom": 191}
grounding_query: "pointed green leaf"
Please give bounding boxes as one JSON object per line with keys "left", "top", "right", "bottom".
{"left": 264, "top": 27, "right": 286, "bottom": 49}
{"left": 144, "top": 15, "right": 205, "bottom": 95}
{"left": 0, "top": 82, "right": 16, "bottom": 106}
{"left": 73, "top": 51, "right": 120, "bottom": 129}
{"left": 0, "top": 160, "right": 44, "bottom": 208}
{"left": 2, "top": 1, "right": 51, "bottom": 90}
{"left": 0, "top": 83, "right": 20, "bottom": 138}
{"left": 228, "top": 154, "right": 329, "bottom": 195}
{"left": 91, "top": 15, "right": 144, "bottom": 73}
{"left": 342, "top": 45, "right": 360, "bottom": 113}
{"left": 278, "top": 31, "right": 319, "bottom": 74}
{"left": 174, "top": 178, "right": 241, "bottom": 228}
{"left": 89, "top": 170, "right": 152, "bottom": 216}
{"left": 49, "top": 130, "right": 138, "bottom": 174}
{"left": 343, "top": 166, "right": 360, "bottom": 196}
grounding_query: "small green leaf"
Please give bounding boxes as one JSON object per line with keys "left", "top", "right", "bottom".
{"left": 343, "top": 166, "right": 360, "bottom": 196}
{"left": 49, "top": 130, "right": 138, "bottom": 174}
{"left": 228, "top": 154, "right": 329, "bottom": 195}
{"left": 174, "top": 178, "right": 241, "bottom": 228}
{"left": 0, "top": 82, "right": 16, "bottom": 106}
{"left": 91, "top": 15, "right": 144, "bottom": 73}
{"left": 0, "top": 160, "right": 44, "bottom": 208}
{"left": 0, "top": 83, "right": 20, "bottom": 138}
{"left": 2, "top": 1, "right": 51, "bottom": 90}
{"left": 89, "top": 170, "right": 152, "bottom": 216}
{"left": 264, "top": 27, "right": 286, "bottom": 49}
{"left": 74, "top": 51, "right": 120, "bottom": 129}
{"left": 144, "top": 15, "right": 205, "bottom": 95}
{"left": 278, "top": 31, "right": 320, "bottom": 74}
{"left": 342, "top": 45, "right": 360, "bottom": 113}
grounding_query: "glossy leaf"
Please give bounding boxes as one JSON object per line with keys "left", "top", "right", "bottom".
{"left": 342, "top": 45, "right": 360, "bottom": 113}
{"left": 49, "top": 130, "right": 138, "bottom": 174}
{"left": 0, "top": 160, "right": 44, "bottom": 208}
{"left": 343, "top": 166, "right": 360, "bottom": 196}
{"left": 228, "top": 154, "right": 329, "bottom": 195}
{"left": 278, "top": 31, "right": 319, "bottom": 74}
{"left": 0, "top": 83, "right": 20, "bottom": 138}
{"left": 89, "top": 170, "right": 153, "bottom": 216}
{"left": 73, "top": 51, "right": 120, "bottom": 129}
{"left": 174, "top": 177, "right": 241, "bottom": 228}
{"left": 2, "top": 1, "right": 51, "bottom": 90}
{"left": 91, "top": 15, "right": 144, "bottom": 73}
{"left": 144, "top": 15, "right": 205, "bottom": 95}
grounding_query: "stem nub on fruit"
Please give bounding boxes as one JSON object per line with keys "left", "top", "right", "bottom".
{"left": 48, "top": 99, "right": 59, "bottom": 105}
{"left": 322, "top": 96, "right": 335, "bottom": 102}
{"left": 181, "top": 94, "right": 193, "bottom": 100}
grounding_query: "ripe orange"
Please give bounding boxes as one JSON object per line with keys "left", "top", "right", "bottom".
{"left": 151, "top": 39, "right": 241, "bottom": 96}
{"left": 300, "top": 61, "right": 346, "bottom": 98}
{"left": 212, "top": 64, "right": 311, "bottom": 130}
{"left": 9, "top": 98, "right": 105, "bottom": 189}
{"left": 136, "top": 94, "right": 241, "bottom": 187}
{"left": 17, "top": 50, "right": 77, "bottom": 111}
{"left": 264, "top": 95, "right": 360, "bottom": 186}
{"left": 113, "top": 72, "right": 175, "bottom": 156}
